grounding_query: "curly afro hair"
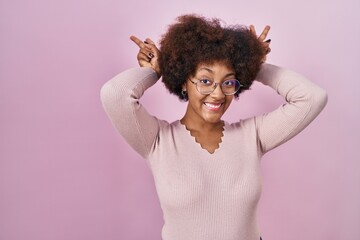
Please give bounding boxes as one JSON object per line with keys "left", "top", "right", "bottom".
{"left": 159, "top": 14, "right": 267, "bottom": 101}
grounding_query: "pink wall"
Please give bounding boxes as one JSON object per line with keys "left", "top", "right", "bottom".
{"left": 1, "top": 0, "right": 359, "bottom": 239}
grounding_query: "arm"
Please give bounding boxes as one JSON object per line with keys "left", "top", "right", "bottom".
{"left": 255, "top": 63, "right": 328, "bottom": 153}
{"left": 100, "top": 67, "right": 160, "bottom": 158}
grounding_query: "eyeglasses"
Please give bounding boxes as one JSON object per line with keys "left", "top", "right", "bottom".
{"left": 189, "top": 78, "right": 242, "bottom": 95}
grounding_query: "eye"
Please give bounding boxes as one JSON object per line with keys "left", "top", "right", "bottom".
{"left": 199, "top": 79, "right": 213, "bottom": 85}
{"left": 223, "top": 79, "right": 236, "bottom": 86}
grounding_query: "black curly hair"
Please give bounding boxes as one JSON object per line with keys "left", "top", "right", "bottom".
{"left": 159, "top": 14, "right": 266, "bottom": 101}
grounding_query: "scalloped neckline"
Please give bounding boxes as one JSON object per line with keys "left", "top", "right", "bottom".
{"left": 179, "top": 120, "right": 225, "bottom": 154}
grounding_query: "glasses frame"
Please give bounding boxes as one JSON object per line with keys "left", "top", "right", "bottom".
{"left": 188, "top": 78, "right": 243, "bottom": 96}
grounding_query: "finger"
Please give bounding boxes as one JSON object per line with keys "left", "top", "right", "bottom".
{"left": 130, "top": 35, "right": 147, "bottom": 48}
{"left": 145, "top": 38, "right": 160, "bottom": 55}
{"left": 145, "top": 38, "right": 156, "bottom": 45}
{"left": 131, "top": 36, "right": 154, "bottom": 58}
{"left": 262, "top": 41, "right": 270, "bottom": 47}
{"left": 139, "top": 48, "right": 155, "bottom": 59}
{"left": 137, "top": 52, "right": 152, "bottom": 62}
{"left": 258, "top": 25, "right": 270, "bottom": 42}
{"left": 249, "top": 25, "right": 256, "bottom": 35}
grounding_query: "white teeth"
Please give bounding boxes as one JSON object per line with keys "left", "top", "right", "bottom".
{"left": 204, "top": 103, "right": 222, "bottom": 109}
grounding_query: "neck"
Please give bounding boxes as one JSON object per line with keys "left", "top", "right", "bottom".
{"left": 180, "top": 114, "right": 223, "bottom": 132}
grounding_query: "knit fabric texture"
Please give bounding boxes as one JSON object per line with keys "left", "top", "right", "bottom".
{"left": 100, "top": 63, "right": 328, "bottom": 240}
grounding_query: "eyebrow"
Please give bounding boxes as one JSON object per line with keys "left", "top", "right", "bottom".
{"left": 198, "top": 67, "right": 236, "bottom": 78}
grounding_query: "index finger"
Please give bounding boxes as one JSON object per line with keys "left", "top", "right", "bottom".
{"left": 258, "top": 25, "right": 271, "bottom": 41}
{"left": 249, "top": 25, "right": 256, "bottom": 35}
{"left": 130, "top": 35, "right": 145, "bottom": 48}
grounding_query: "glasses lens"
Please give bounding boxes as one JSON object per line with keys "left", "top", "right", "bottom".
{"left": 195, "top": 79, "right": 241, "bottom": 95}
{"left": 221, "top": 79, "right": 241, "bottom": 95}
{"left": 197, "top": 79, "right": 214, "bottom": 94}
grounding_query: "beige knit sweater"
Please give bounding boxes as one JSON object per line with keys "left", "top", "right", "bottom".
{"left": 100, "top": 63, "right": 327, "bottom": 240}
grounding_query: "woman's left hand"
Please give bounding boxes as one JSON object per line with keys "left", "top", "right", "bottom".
{"left": 250, "top": 25, "right": 271, "bottom": 63}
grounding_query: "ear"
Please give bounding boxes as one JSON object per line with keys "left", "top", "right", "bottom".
{"left": 182, "top": 82, "right": 187, "bottom": 91}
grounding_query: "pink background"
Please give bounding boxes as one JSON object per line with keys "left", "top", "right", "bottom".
{"left": 1, "top": 0, "right": 359, "bottom": 239}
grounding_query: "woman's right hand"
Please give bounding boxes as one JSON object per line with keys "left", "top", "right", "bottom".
{"left": 130, "top": 35, "right": 161, "bottom": 78}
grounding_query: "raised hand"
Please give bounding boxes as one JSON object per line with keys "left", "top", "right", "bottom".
{"left": 130, "top": 35, "right": 161, "bottom": 78}
{"left": 249, "top": 25, "right": 271, "bottom": 63}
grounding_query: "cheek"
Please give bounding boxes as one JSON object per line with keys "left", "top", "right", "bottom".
{"left": 224, "top": 97, "right": 234, "bottom": 109}
{"left": 188, "top": 89, "right": 206, "bottom": 104}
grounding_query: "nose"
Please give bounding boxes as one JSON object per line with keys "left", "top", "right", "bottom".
{"left": 210, "top": 83, "right": 225, "bottom": 98}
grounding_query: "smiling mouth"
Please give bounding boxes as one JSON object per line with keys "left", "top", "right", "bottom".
{"left": 204, "top": 102, "right": 223, "bottom": 111}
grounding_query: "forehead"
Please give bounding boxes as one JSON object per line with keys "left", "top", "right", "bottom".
{"left": 195, "top": 61, "right": 235, "bottom": 75}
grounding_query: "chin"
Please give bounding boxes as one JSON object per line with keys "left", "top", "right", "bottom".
{"left": 202, "top": 114, "right": 224, "bottom": 124}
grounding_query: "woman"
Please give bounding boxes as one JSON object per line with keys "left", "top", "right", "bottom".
{"left": 100, "top": 14, "right": 327, "bottom": 240}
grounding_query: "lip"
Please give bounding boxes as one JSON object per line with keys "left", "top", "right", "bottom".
{"left": 203, "top": 102, "right": 224, "bottom": 111}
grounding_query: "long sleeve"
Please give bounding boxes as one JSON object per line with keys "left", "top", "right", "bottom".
{"left": 254, "top": 63, "right": 328, "bottom": 154}
{"left": 100, "top": 67, "right": 160, "bottom": 158}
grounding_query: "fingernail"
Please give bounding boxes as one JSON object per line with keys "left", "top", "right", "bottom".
{"left": 265, "top": 39, "right": 271, "bottom": 43}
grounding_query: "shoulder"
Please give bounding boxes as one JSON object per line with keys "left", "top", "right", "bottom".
{"left": 158, "top": 119, "right": 181, "bottom": 133}
{"left": 227, "top": 117, "right": 257, "bottom": 130}
{"left": 224, "top": 118, "right": 259, "bottom": 140}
